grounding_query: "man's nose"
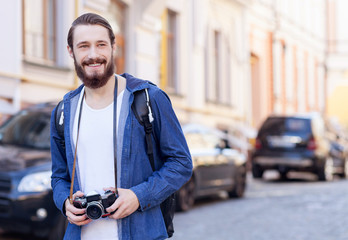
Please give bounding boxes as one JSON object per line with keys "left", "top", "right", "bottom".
{"left": 88, "top": 46, "right": 98, "bottom": 59}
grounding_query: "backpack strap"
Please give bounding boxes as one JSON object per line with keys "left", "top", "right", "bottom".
{"left": 54, "top": 100, "right": 66, "bottom": 150}
{"left": 132, "top": 88, "right": 175, "bottom": 238}
{"left": 131, "top": 88, "right": 156, "bottom": 171}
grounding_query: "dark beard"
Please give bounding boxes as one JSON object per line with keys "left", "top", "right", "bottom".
{"left": 74, "top": 55, "right": 115, "bottom": 89}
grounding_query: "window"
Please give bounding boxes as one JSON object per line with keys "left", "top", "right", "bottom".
{"left": 108, "top": 0, "right": 127, "bottom": 74}
{"left": 166, "top": 9, "right": 178, "bottom": 92}
{"left": 226, "top": 45, "right": 232, "bottom": 105}
{"left": 22, "top": 0, "right": 56, "bottom": 63}
{"left": 205, "top": 30, "right": 223, "bottom": 103}
{"left": 214, "top": 31, "right": 221, "bottom": 101}
{"left": 0, "top": 111, "right": 51, "bottom": 149}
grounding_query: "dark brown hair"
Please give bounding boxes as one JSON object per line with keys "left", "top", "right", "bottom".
{"left": 67, "top": 13, "right": 115, "bottom": 50}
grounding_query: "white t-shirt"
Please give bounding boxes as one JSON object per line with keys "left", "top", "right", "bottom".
{"left": 73, "top": 87, "right": 124, "bottom": 240}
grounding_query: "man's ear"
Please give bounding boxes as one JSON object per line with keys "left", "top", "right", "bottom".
{"left": 67, "top": 45, "right": 74, "bottom": 58}
{"left": 112, "top": 42, "right": 117, "bottom": 55}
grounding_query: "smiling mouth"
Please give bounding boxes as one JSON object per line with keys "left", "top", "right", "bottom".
{"left": 88, "top": 63, "right": 102, "bottom": 67}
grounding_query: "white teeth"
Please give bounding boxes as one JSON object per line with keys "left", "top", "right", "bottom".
{"left": 88, "top": 63, "right": 101, "bottom": 67}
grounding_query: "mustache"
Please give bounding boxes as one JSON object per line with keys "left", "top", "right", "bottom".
{"left": 82, "top": 57, "right": 107, "bottom": 66}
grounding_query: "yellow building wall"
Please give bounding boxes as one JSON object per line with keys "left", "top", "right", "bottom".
{"left": 327, "top": 86, "right": 348, "bottom": 127}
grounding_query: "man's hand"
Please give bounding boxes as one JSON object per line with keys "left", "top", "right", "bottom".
{"left": 104, "top": 187, "right": 140, "bottom": 219}
{"left": 65, "top": 191, "right": 92, "bottom": 226}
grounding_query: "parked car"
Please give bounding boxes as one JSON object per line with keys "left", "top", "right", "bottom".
{"left": 251, "top": 114, "right": 340, "bottom": 181}
{"left": 0, "top": 103, "right": 247, "bottom": 238}
{"left": 325, "top": 119, "right": 348, "bottom": 178}
{"left": 327, "top": 135, "right": 348, "bottom": 178}
{"left": 0, "top": 102, "right": 66, "bottom": 239}
{"left": 175, "top": 124, "right": 247, "bottom": 211}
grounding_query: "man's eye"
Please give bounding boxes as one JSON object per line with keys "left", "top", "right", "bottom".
{"left": 79, "top": 45, "right": 88, "bottom": 48}
{"left": 98, "top": 44, "right": 106, "bottom": 47}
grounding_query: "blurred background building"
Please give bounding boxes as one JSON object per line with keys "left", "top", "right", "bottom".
{"left": 249, "top": 0, "right": 327, "bottom": 127}
{"left": 1, "top": 0, "right": 348, "bottom": 153}
{"left": 326, "top": 0, "right": 348, "bottom": 129}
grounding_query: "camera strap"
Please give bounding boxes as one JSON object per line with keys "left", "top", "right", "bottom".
{"left": 69, "top": 76, "right": 119, "bottom": 203}
{"left": 113, "top": 77, "right": 119, "bottom": 196}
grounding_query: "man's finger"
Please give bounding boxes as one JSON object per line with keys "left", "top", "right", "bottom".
{"left": 72, "top": 191, "right": 85, "bottom": 199}
{"left": 106, "top": 197, "right": 121, "bottom": 213}
{"left": 67, "top": 206, "right": 86, "bottom": 216}
{"left": 66, "top": 200, "right": 86, "bottom": 215}
{"left": 111, "top": 205, "right": 131, "bottom": 219}
{"left": 103, "top": 187, "right": 116, "bottom": 192}
{"left": 68, "top": 216, "right": 92, "bottom": 226}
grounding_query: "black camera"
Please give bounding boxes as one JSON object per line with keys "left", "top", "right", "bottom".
{"left": 73, "top": 190, "right": 117, "bottom": 220}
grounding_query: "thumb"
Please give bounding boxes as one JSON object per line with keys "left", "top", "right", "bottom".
{"left": 103, "top": 187, "right": 117, "bottom": 193}
{"left": 73, "top": 191, "right": 85, "bottom": 199}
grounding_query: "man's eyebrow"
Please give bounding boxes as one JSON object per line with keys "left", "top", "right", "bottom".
{"left": 96, "top": 40, "right": 109, "bottom": 44}
{"left": 76, "top": 40, "right": 109, "bottom": 46}
{"left": 76, "top": 41, "right": 89, "bottom": 46}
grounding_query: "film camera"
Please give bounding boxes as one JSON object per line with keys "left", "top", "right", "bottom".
{"left": 73, "top": 190, "right": 117, "bottom": 220}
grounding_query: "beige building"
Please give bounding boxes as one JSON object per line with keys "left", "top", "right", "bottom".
{"left": 248, "top": 0, "right": 327, "bottom": 129}
{"left": 0, "top": 0, "right": 253, "bottom": 146}
{"left": 2, "top": 0, "right": 344, "bottom": 149}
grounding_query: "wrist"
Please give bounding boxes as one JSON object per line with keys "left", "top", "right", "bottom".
{"left": 63, "top": 197, "right": 69, "bottom": 216}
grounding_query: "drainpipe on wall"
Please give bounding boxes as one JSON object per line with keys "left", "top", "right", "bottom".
{"left": 323, "top": 0, "right": 330, "bottom": 117}
{"left": 271, "top": 0, "right": 278, "bottom": 114}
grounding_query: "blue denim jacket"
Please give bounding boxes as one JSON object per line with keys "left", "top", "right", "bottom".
{"left": 50, "top": 73, "right": 193, "bottom": 240}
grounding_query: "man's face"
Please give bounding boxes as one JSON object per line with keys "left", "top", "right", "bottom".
{"left": 68, "top": 24, "right": 115, "bottom": 89}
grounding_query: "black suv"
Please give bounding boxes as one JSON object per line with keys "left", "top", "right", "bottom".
{"left": 0, "top": 103, "right": 66, "bottom": 239}
{"left": 251, "top": 114, "right": 336, "bottom": 181}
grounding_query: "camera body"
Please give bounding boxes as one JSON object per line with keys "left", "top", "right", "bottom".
{"left": 73, "top": 190, "right": 117, "bottom": 220}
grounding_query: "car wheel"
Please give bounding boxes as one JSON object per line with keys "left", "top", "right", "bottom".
{"left": 252, "top": 164, "right": 264, "bottom": 179}
{"left": 228, "top": 165, "right": 246, "bottom": 198}
{"left": 318, "top": 157, "right": 334, "bottom": 181}
{"left": 176, "top": 177, "right": 195, "bottom": 212}
{"left": 48, "top": 215, "right": 68, "bottom": 240}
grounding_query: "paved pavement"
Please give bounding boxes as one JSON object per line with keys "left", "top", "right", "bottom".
{"left": 2, "top": 171, "right": 348, "bottom": 240}
{"left": 171, "top": 171, "right": 348, "bottom": 240}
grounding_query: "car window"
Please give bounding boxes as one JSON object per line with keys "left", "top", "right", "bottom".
{"left": 259, "top": 117, "right": 311, "bottom": 135}
{"left": 285, "top": 118, "right": 309, "bottom": 132}
{"left": 0, "top": 110, "right": 51, "bottom": 149}
{"left": 185, "top": 132, "right": 221, "bottom": 149}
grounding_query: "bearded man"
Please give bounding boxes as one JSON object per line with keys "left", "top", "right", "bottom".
{"left": 50, "top": 13, "right": 192, "bottom": 240}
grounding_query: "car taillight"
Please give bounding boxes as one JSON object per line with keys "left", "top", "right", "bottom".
{"left": 307, "top": 137, "right": 317, "bottom": 150}
{"left": 255, "top": 139, "right": 262, "bottom": 149}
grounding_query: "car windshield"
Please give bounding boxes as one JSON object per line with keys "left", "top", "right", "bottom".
{"left": 260, "top": 117, "right": 311, "bottom": 135}
{"left": 0, "top": 110, "right": 50, "bottom": 149}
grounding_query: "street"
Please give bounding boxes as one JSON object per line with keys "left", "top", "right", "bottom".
{"left": 2, "top": 171, "right": 348, "bottom": 240}
{"left": 172, "top": 171, "right": 348, "bottom": 240}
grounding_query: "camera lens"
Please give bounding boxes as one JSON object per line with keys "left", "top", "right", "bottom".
{"left": 86, "top": 202, "right": 104, "bottom": 220}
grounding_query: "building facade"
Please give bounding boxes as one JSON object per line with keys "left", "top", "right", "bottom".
{"left": 248, "top": 0, "right": 327, "bottom": 129}
{"left": 0, "top": 0, "right": 252, "bottom": 138}
{"left": 326, "top": 0, "right": 348, "bottom": 128}
{"left": 2, "top": 0, "right": 343, "bottom": 147}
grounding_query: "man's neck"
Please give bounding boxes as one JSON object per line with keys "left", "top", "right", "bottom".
{"left": 84, "top": 74, "right": 126, "bottom": 109}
